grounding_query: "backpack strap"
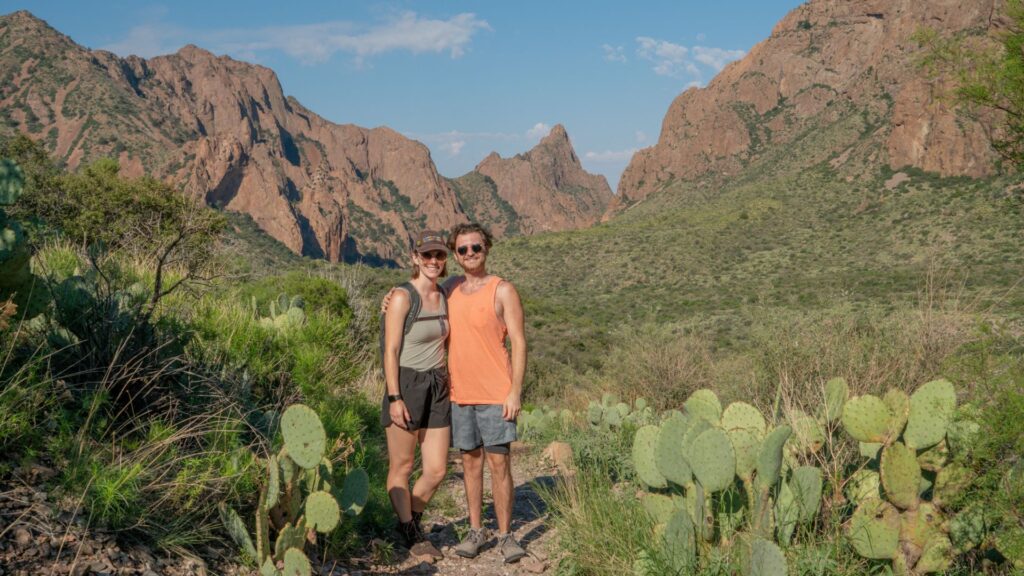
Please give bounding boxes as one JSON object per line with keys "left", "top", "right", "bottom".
{"left": 399, "top": 281, "right": 421, "bottom": 336}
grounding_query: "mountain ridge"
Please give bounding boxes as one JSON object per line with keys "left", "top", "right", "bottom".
{"left": 0, "top": 10, "right": 607, "bottom": 264}
{"left": 610, "top": 0, "right": 1003, "bottom": 216}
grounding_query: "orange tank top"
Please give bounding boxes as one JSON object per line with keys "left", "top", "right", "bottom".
{"left": 447, "top": 276, "right": 512, "bottom": 404}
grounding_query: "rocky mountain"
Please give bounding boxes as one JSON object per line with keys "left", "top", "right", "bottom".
{"left": 449, "top": 125, "right": 613, "bottom": 236}
{"left": 611, "top": 0, "right": 1002, "bottom": 215}
{"left": 0, "top": 11, "right": 604, "bottom": 265}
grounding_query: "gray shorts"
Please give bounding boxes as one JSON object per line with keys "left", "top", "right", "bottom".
{"left": 451, "top": 403, "right": 517, "bottom": 452}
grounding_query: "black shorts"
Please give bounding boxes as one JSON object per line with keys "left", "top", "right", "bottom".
{"left": 381, "top": 366, "right": 451, "bottom": 431}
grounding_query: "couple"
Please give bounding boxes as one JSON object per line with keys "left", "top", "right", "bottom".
{"left": 380, "top": 223, "right": 528, "bottom": 564}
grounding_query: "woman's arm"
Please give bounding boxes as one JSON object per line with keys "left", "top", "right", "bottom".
{"left": 384, "top": 288, "right": 412, "bottom": 429}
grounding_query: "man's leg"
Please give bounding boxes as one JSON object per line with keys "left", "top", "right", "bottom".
{"left": 485, "top": 450, "right": 513, "bottom": 534}
{"left": 461, "top": 447, "right": 485, "bottom": 529}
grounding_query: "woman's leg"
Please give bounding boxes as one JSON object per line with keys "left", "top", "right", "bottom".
{"left": 411, "top": 426, "right": 450, "bottom": 513}
{"left": 385, "top": 424, "right": 418, "bottom": 522}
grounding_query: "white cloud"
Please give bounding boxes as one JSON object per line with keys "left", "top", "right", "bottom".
{"left": 692, "top": 46, "right": 747, "bottom": 72}
{"left": 584, "top": 149, "right": 638, "bottom": 163}
{"left": 602, "top": 44, "right": 626, "bottom": 63}
{"left": 526, "top": 122, "right": 551, "bottom": 140}
{"left": 102, "top": 12, "right": 491, "bottom": 65}
{"left": 634, "top": 36, "right": 745, "bottom": 83}
{"left": 444, "top": 140, "right": 466, "bottom": 156}
{"left": 100, "top": 23, "right": 186, "bottom": 58}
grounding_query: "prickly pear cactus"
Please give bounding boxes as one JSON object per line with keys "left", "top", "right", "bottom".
{"left": 848, "top": 498, "right": 900, "bottom": 559}
{"left": 688, "top": 427, "right": 735, "bottom": 492}
{"left": 633, "top": 424, "right": 667, "bottom": 489}
{"left": 281, "top": 404, "right": 326, "bottom": 469}
{"left": 880, "top": 442, "right": 921, "bottom": 510}
{"left": 221, "top": 404, "right": 366, "bottom": 571}
{"left": 744, "top": 537, "right": 788, "bottom": 576}
{"left": 0, "top": 158, "right": 31, "bottom": 298}
{"left": 822, "top": 377, "right": 848, "bottom": 422}
{"left": 903, "top": 379, "right": 956, "bottom": 450}
{"left": 841, "top": 394, "right": 893, "bottom": 443}
{"left": 684, "top": 389, "right": 722, "bottom": 424}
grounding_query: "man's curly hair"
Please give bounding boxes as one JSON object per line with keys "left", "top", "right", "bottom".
{"left": 448, "top": 222, "right": 494, "bottom": 251}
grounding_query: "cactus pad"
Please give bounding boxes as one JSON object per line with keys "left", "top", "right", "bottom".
{"left": 746, "top": 538, "right": 788, "bottom": 576}
{"left": 915, "top": 534, "right": 953, "bottom": 574}
{"left": 949, "top": 504, "right": 987, "bottom": 553}
{"left": 790, "top": 466, "right": 822, "bottom": 522}
{"left": 218, "top": 503, "right": 257, "bottom": 561}
{"left": 775, "top": 480, "right": 799, "bottom": 546}
{"left": 729, "top": 428, "right": 762, "bottom": 480}
{"left": 601, "top": 392, "right": 618, "bottom": 407}
{"left": 916, "top": 440, "right": 948, "bottom": 472}
{"left": 845, "top": 469, "right": 881, "bottom": 505}
{"left": 641, "top": 493, "right": 682, "bottom": 525}
{"left": 281, "top": 404, "right": 327, "bottom": 469}
{"left": 946, "top": 416, "right": 980, "bottom": 457}
{"left": 587, "top": 402, "right": 603, "bottom": 426}
{"left": 603, "top": 405, "right": 622, "bottom": 428}
{"left": 664, "top": 508, "right": 696, "bottom": 571}
{"left": 684, "top": 389, "right": 722, "bottom": 424}
{"left": 904, "top": 379, "right": 956, "bottom": 450}
{"left": 274, "top": 521, "right": 305, "bottom": 561}
{"left": 882, "top": 388, "right": 910, "bottom": 439}
{"left": 688, "top": 427, "right": 736, "bottom": 492}
{"left": 848, "top": 498, "right": 900, "bottom": 559}
{"left": 841, "top": 394, "right": 893, "bottom": 443}
{"left": 341, "top": 468, "right": 369, "bottom": 516}
{"left": 880, "top": 442, "right": 920, "bottom": 510}
{"left": 823, "top": 377, "right": 849, "bottom": 422}
{"left": 634, "top": 397, "right": 648, "bottom": 411}
{"left": 265, "top": 455, "right": 281, "bottom": 510}
{"left": 633, "top": 424, "right": 668, "bottom": 489}
{"left": 656, "top": 413, "right": 693, "bottom": 486}
{"left": 305, "top": 490, "right": 341, "bottom": 533}
{"left": 995, "top": 526, "right": 1024, "bottom": 569}
{"left": 859, "top": 441, "right": 882, "bottom": 460}
{"left": 933, "top": 464, "right": 972, "bottom": 506}
{"left": 756, "top": 426, "right": 792, "bottom": 490}
{"left": 721, "top": 401, "right": 766, "bottom": 436}
{"left": 282, "top": 548, "right": 312, "bottom": 576}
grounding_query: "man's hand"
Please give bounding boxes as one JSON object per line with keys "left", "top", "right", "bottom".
{"left": 389, "top": 399, "right": 411, "bottom": 430}
{"left": 503, "top": 392, "right": 521, "bottom": 421}
{"left": 380, "top": 287, "right": 397, "bottom": 315}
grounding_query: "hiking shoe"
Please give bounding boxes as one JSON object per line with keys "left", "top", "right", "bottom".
{"left": 498, "top": 533, "right": 527, "bottom": 564}
{"left": 454, "top": 527, "right": 490, "bottom": 558}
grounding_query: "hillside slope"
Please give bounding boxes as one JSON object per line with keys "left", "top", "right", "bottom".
{"left": 610, "top": 0, "right": 1002, "bottom": 215}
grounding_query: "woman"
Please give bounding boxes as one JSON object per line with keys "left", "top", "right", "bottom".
{"left": 381, "top": 230, "right": 450, "bottom": 559}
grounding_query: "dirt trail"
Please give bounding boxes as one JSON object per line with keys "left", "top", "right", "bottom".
{"left": 358, "top": 442, "right": 560, "bottom": 576}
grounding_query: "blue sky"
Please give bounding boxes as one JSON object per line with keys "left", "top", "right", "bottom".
{"left": 15, "top": 1, "right": 803, "bottom": 190}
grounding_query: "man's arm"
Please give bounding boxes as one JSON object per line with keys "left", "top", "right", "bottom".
{"left": 496, "top": 280, "right": 526, "bottom": 421}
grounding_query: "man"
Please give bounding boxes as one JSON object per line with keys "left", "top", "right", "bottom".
{"left": 443, "top": 222, "right": 528, "bottom": 563}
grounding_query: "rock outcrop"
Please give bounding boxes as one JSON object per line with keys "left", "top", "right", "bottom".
{"left": 0, "top": 11, "right": 606, "bottom": 263}
{"left": 451, "top": 125, "right": 612, "bottom": 236}
{"left": 612, "top": 0, "right": 1002, "bottom": 215}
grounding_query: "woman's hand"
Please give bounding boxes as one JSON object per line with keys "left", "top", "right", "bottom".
{"left": 389, "top": 398, "right": 411, "bottom": 429}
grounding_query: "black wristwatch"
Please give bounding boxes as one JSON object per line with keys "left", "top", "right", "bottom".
{"left": 387, "top": 393, "right": 403, "bottom": 402}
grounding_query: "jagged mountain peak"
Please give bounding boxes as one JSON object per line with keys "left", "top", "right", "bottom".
{"left": 453, "top": 124, "right": 611, "bottom": 236}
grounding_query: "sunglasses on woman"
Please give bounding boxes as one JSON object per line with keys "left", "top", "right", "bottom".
{"left": 456, "top": 243, "right": 484, "bottom": 256}
{"left": 419, "top": 250, "right": 447, "bottom": 261}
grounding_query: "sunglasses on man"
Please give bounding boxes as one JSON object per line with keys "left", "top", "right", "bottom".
{"left": 456, "top": 243, "right": 484, "bottom": 256}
